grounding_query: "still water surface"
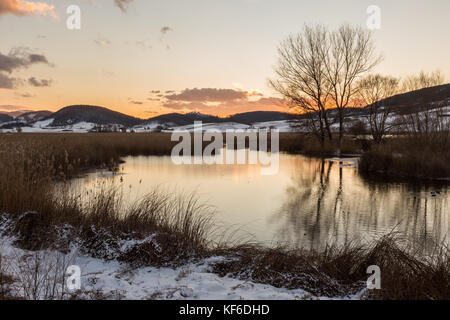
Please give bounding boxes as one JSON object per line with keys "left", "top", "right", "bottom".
{"left": 71, "top": 153, "right": 449, "bottom": 251}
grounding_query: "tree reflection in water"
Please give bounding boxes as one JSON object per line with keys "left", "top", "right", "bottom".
{"left": 271, "top": 157, "right": 449, "bottom": 253}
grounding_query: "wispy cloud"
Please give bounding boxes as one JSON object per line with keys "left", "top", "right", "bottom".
{"left": 17, "top": 92, "right": 34, "bottom": 98}
{"left": 160, "top": 26, "right": 173, "bottom": 35}
{"left": 135, "top": 40, "right": 152, "bottom": 50}
{"left": 28, "top": 77, "right": 52, "bottom": 87}
{"left": 158, "top": 87, "right": 288, "bottom": 115}
{"left": 165, "top": 88, "right": 248, "bottom": 102}
{"left": 0, "top": 73, "right": 16, "bottom": 89}
{"left": 94, "top": 38, "right": 112, "bottom": 47}
{"left": 0, "top": 48, "right": 52, "bottom": 89}
{"left": 114, "top": 0, "right": 134, "bottom": 13}
{"left": 159, "top": 26, "right": 174, "bottom": 50}
{"left": 0, "top": 0, "right": 56, "bottom": 18}
{"left": 0, "top": 49, "right": 50, "bottom": 73}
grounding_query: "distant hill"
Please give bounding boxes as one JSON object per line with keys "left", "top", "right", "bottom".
{"left": 17, "top": 110, "right": 53, "bottom": 123}
{"left": 145, "top": 111, "right": 294, "bottom": 126}
{"left": 5, "top": 106, "right": 294, "bottom": 129}
{"left": 0, "top": 110, "right": 34, "bottom": 118}
{"left": 49, "top": 105, "right": 142, "bottom": 127}
{"left": 367, "top": 83, "right": 450, "bottom": 115}
{"left": 144, "top": 112, "right": 222, "bottom": 126}
{"left": 6, "top": 84, "right": 448, "bottom": 131}
{"left": 318, "top": 84, "right": 450, "bottom": 120}
{"left": 0, "top": 114, "right": 14, "bottom": 123}
{"left": 228, "top": 111, "right": 293, "bottom": 124}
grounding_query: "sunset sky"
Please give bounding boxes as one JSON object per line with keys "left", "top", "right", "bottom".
{"left": 1, "top": 0, "right": 449, "bottom": 118}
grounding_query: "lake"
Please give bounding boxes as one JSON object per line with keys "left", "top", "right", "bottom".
{"left": 70, "top": 152, "right": 449, "bottom": 251}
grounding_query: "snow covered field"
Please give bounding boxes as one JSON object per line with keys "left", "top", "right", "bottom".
{"left": 0, "top": 235, "right": 364, "bottom": 300}
{"left": 0, "top": 119, "right": 301, "bottom": 133}
{"left": 0, "top": 217, "right": 363, "bottom": 300}
{"left": 0, "top": 119, "right": 98, "bottom": 133}
{"left": 1, "top": 104, "right": 449, "bottom": 134}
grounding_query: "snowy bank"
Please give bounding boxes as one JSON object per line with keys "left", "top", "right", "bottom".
{"left": 0, "top": 234, "right": 364, "bottom": 300}
{"left": 0, "top": 216, "right": 363, "bottom": 300}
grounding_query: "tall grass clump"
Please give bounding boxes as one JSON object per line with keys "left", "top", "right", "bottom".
{"left": 0, "top": 132, "right": 177, "bottom": 217}
{"left": 211, "top": 234, "right": 450, "bottom": 300}
{"left": 0, "top": 133, "right": 214, "bottom": 257}
{"left": 359, "top": 134, "right": 450, "bottom": 179}
{"left": 360, "top": 105, "right": 450, "bottom": 179}
{"left": 7, "top": 184, "right": 215, "bottom": 260}
{"left": 279, "top": 133, "right": 363, "bottom": 155}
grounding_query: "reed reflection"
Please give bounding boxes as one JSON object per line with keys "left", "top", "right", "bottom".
{"left": 272, "top": 158, "right": 449, "bottom": 252}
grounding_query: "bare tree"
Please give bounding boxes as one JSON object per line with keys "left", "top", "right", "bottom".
{"left": 324, "top": 24, "right": 382, "bottom": 151}
{"left": 402, "top": 70, "right": 444, "bottom": 93}
{"left": 269, "top": 25, "right": 333, "bottom": 146}
{"left": 270, "top": 24, "right": 381, "bottom": 150}
{"left": 398, "top": 70, "right": 448, "bottom": 150}
{"left": 400, "top": 106, "right": 449, "bottom": 150}
{"left": 357, "top": 74, "right": 400, "bottom": 143}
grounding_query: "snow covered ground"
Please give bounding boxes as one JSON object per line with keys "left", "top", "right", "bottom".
{"left": 1, "top": 119, "right": 98, "bottom": 133}
{"left": 1, "top": 104, "right": 448, "bottom": 134}
{"left": 135, "top": 121, "right": 299, "bottom": 133}
{"left": 0, "top": 119, "right": 301, "bottom": 133}
{"left": 0, "top": 218, "right": 364, "bottom": 300}
{"left": 252, "top": 120, "right": 297, "bottom": 132}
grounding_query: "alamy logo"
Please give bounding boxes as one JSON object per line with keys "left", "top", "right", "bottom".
{"left": 366, "top": 5, "right": 381, "bottom": 30}
{"left": 66, "top": 5, "right": 81, "bottom": 30}
{"left": 171, "top": 122, "right": 280, "bottom": 175}
{"left": 367, "top": 265, "right": 381, "bottom": 290}
{"left": 66, "top": 265, "right": 81, "bottom": 291}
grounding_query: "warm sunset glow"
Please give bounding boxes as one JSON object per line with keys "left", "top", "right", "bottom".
{"left": 1, "top": 0, "right": 449, "bottom": 118}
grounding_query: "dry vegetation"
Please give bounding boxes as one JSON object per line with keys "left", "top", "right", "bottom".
{"left": 212, "top": 234, "right": 450, "bottom": 300}
{"left": 0, "top": 133, "right": 213, "bottom": 261}
{"left": 278, "top": 133, "right": 364, "bottom": 155}
{"left": 359, "top": 136, "right": 450, "bottom": 179}
{"left": 0, "top": 132, "right": 449, "bottom": 300}
{"left": 359, "top": 108, "right": 450, "bottom": 180}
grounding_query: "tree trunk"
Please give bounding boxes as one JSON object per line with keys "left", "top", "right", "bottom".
{"left": 323, "top": 111, "right": 333, "bottom": 142}
{"left": 338, "top": 109, "right": 344, "bottom": 155}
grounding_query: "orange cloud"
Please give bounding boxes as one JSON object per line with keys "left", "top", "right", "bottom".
{"left": 166, "top": 88, "right": 248, "bottom": 102}
{"left": 0, "top": 0, "right": 56, "bottom": 18}
{"left": 160, "top": 88, "right": 290, "bottom": 116}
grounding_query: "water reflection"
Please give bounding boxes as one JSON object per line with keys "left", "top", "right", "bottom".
{"left": 272, "top": 158, "right": 449, "bottom": 251}
{"left": 70, "top": 154, "right": 449, "bottom": 251}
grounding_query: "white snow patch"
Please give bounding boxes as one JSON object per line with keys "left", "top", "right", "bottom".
{"left": 0, "top": 218, "right": 363, "bottom": 300}
{"left": 133, "top": 122, "right": 163, "bottom": 132}
{"left": 252, "top": 120, "right": 297, "bottom": 132}
{"left": 170, "top": 122, "right": 251, "bottom": 132}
